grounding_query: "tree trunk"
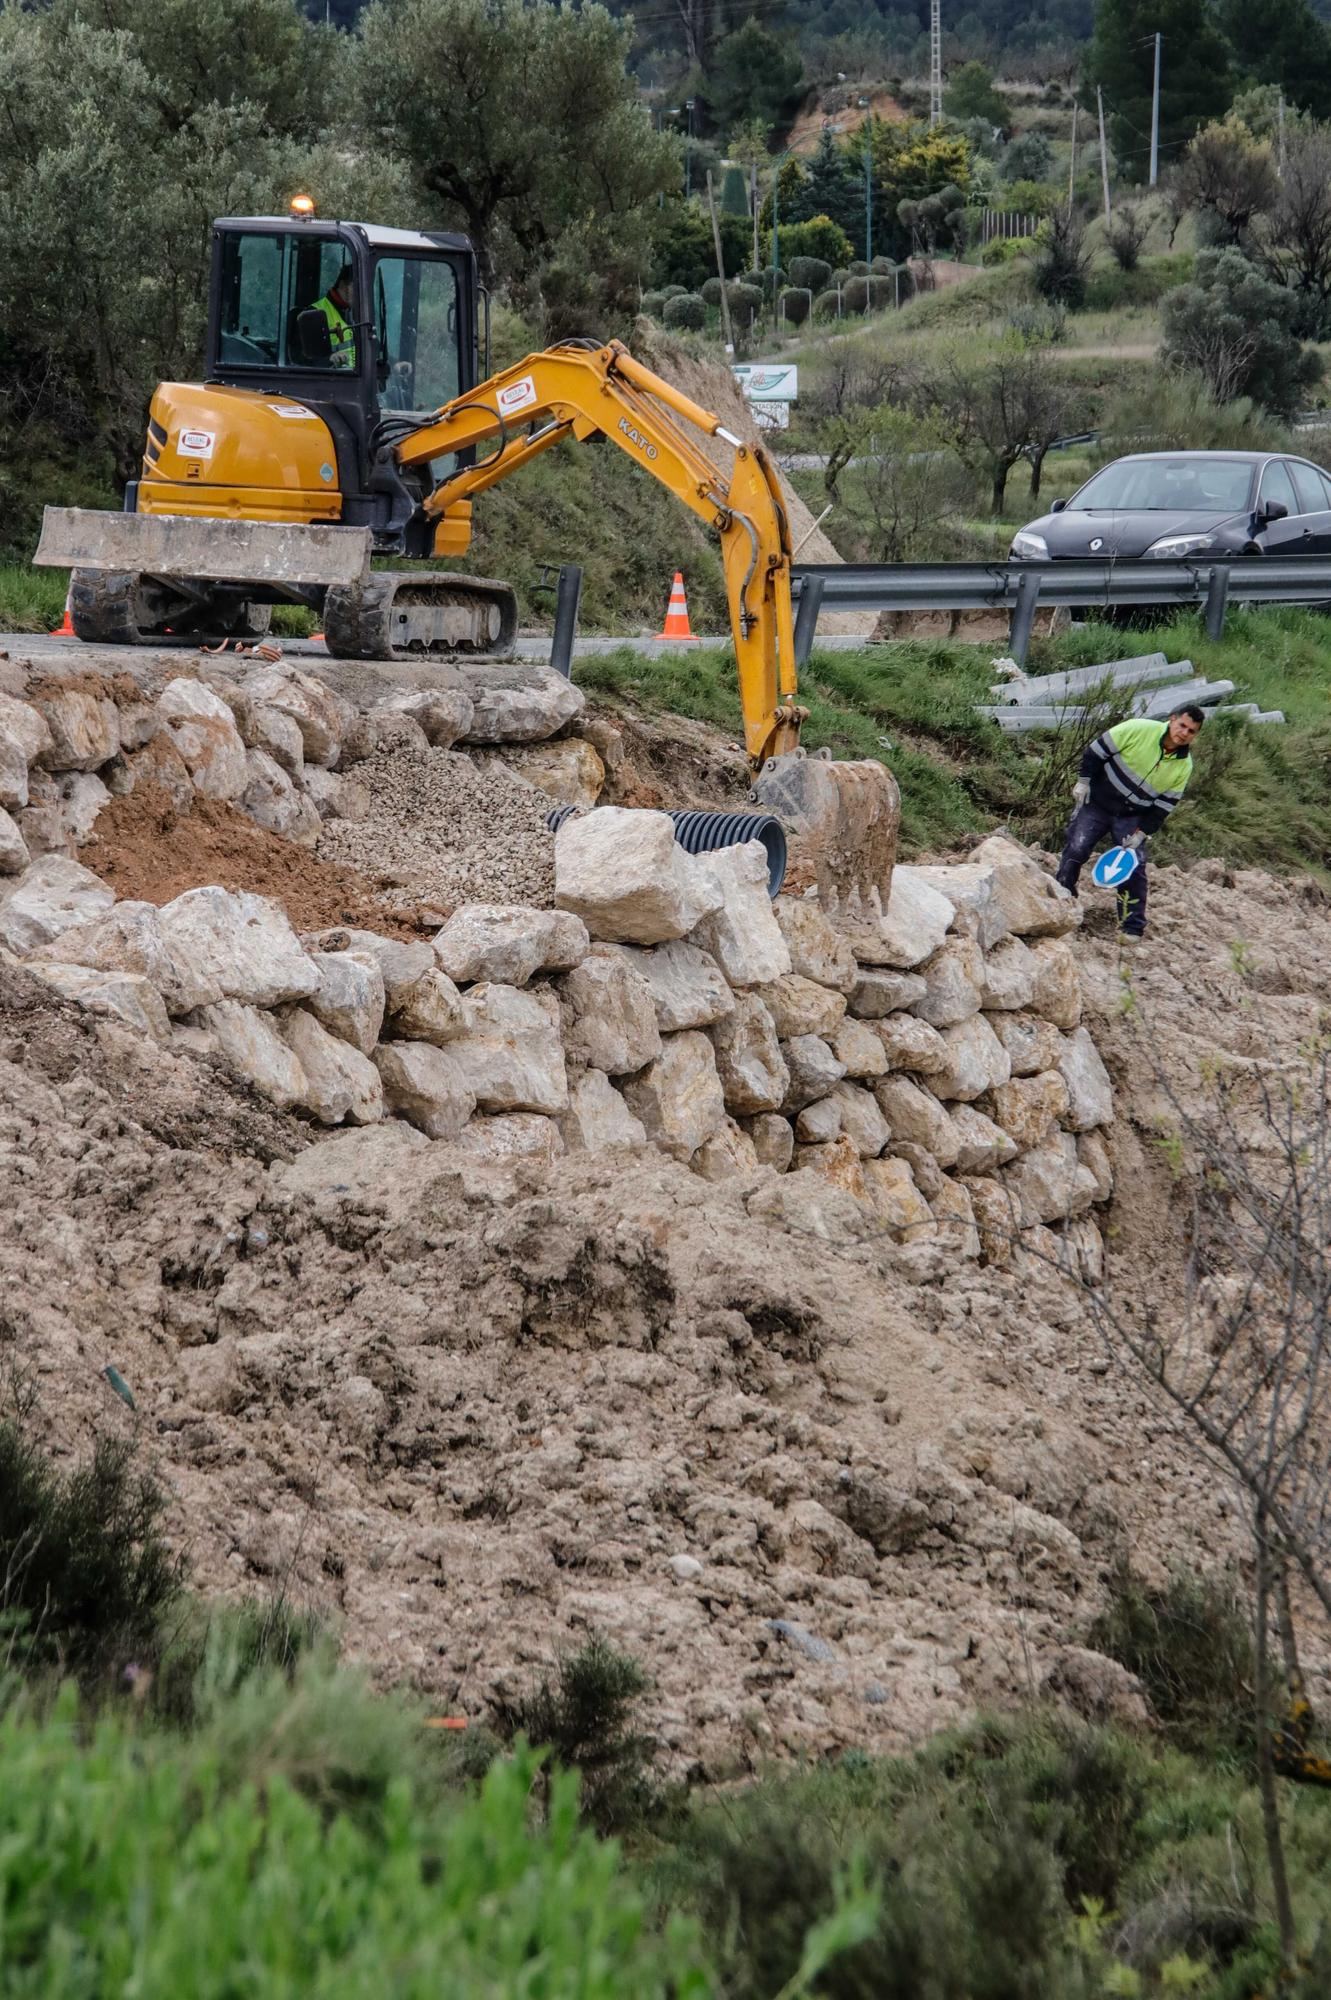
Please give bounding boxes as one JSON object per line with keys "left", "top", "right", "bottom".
{"left": 1256, "top": 1513, "right": 1299, "bottom": 1968}
{"left": 991, "top": 458, "right": 1012, "bottom": 515}
{"left": 1029, "top": 446, "right": 1048, "bottom": 500}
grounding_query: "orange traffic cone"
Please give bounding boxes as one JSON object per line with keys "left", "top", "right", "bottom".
{"left": 655, "top": 570, "right": 700, "bottom": 641}
{"left": 50, "top": 586, "right": 75, "bottom": 638}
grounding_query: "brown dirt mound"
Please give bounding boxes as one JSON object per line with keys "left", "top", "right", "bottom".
{"left": 80, "top": 785, "right": 422, "bottom": 938}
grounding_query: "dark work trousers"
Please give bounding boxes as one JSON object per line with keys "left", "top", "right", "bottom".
{"left": 1055, "top": 801, "right": 1149, "bottom": 935}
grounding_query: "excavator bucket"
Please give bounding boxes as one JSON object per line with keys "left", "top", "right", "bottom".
{"left": 752, "top": 748, "right": 902, "bottom": 928}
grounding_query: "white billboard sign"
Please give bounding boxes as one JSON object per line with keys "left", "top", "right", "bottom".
{"left": 733, "top": 363, "right": 799, "bottom": 402}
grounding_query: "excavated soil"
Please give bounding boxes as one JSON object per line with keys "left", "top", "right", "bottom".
{"left": 9, "top": 853, "right": 1331, "bottom": 1771}
{"left": 80, "top": 785, "right": 422, "bottom": 938}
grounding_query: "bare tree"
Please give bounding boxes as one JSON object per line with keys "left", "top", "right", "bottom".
{"left": 930, "top": 344, "right": 1082, "bottom": 515}
{"left": 1255, "top": 124, "right": 1331, "bottom": 336}
{"left": 1106, "top": 202, "right": 1150, "bottom": 272}
{"left": 1173, "top": 117, "right": 1279, "bottom": 247}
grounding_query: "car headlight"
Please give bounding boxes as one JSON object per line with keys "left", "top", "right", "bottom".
{"left": 1010, "top": 530, "right": 1049, "bottom": 560}
{"left": 1144, "top": 532, "right": 1216, "bottom": 558}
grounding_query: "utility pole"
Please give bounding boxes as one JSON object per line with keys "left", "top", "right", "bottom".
{"left": 706, "top": 172, "right": 735, "bottom": 355}
{"left": 929, "top": 0, "right": 942, "bottom": 127}
{"left": 1149, "top": 32, "right": 1161, "bottom": 186}
{"left": 750, "top": 165, "right": 760, "bottom": 276}
{"left": 864, "top": 133, "right": 873, "bottom": 265}
{"left": 1278, "top": 92, "right": 1286, "bottom": 177}
{"left": 684, "top": 98, "right": 695, "bottom": 200}
{"left": 1097, "top": 86, "right": 1111, "bottom": 223}
{"left": 1067, "top": 100, "right": 1078, "bottom": 215}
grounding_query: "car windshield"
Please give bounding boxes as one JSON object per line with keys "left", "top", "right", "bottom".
{"left": 1070, "top": 459, "right": 1255, "bottom": 513}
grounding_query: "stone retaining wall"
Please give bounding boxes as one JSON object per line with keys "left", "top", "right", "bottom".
{"left": 0, "top": 663, "right": 1112, "bottom": 1273}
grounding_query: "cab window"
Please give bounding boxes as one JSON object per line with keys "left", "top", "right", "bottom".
{"left": 217, "top": 232, "right": 355, "bottom": 371}
{"left": 373, "top": 255, "right": 460, "bottom": 413}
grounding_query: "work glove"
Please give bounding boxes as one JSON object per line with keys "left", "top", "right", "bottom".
{"left": 1123, "top": 829, "right": 1145, "bottom": 851}
{"left": 1072, "top": 779, "right": 1090, "bottom": 808}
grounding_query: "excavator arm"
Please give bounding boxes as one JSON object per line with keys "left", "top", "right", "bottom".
{"left": 390, "top": 339, "right": 805, "bottom": 770}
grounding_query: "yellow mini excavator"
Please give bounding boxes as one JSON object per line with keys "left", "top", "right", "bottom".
{"left": 36, "top": 203, "right": 898, "bottom": 912}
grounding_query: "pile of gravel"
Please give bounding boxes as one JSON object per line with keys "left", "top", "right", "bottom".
{"left": 318, "top": 744, "right": 556, "bottom": 913}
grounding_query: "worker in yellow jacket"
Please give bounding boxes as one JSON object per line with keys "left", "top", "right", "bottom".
{"left": 311, "top": 265, "right": 357, "bottom": 370}
{"left": 1055, "top": 704, "right": 1204, "bottom": 938}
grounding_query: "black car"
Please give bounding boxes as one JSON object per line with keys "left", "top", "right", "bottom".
{"left": 1010, "top": 449, "right": 1331, "bottom": 562}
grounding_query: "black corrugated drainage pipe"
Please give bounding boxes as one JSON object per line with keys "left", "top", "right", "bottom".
{"left": 546, "top": 805, "right": 787, "bottom": 899}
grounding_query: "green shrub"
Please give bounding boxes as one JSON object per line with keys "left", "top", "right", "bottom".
{"left": 492, "top": 1637, "right": 657, "bottom": 1836}
{"left": 0, "top": 1410, "right": 180, "bottom": 1681}
{"left": 789, "top": 253, "right": 832, "bottom": 292}
{"left": 0, "top": 1689, "right": 707, "bottom": 1996}
{"left": 729, "top": 281, "right": 763, "bottom": 320}
{"left": 779, "top": 286, "right": 811, "bottom": 324}
{"left": 700, "top": 276, "right": 724, "bottom": 306}
{"left": 639, "top": 289, "right": 666, "bottom": 317}
{"left": 813, "top": 288, "right": 843, "bottom": 320}
{"left": 770, "top": 213, "right": 853, "bottom": 269}
{"left": 662, "top": 291, "right": 705, "bottom": 331}
{"left": 1089, "top": 1561, "right": 1256, "bottom": 1756}
{"left": 848, "top": 257, "right": 870, "bottom": 275}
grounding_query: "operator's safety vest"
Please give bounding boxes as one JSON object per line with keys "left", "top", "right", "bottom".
{"left": 1086, "top": 717, "right": 1194, "bottom": 821}
{"left": 314, "top": 294, "right": 356, "bottom": 370}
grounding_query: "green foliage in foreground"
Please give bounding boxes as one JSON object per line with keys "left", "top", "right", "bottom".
{"left": 0, "top": 1687, "right": 709, "bottom": 1999}
{"left": 577, "top": 605, "right": 1331, "bottom": 877}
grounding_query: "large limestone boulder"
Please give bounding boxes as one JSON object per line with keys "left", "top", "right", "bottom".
{"left": 988, "top": 1010, "right": 1064, "bottom": 1077}
{"left": 389, "top": 969, "right": 469, "bottom": 1046}
{"left": 254, "top": 705, "right": 305, "bottom": 776}
{"left": 377, "top": 687, "right": 475, "bottom": 751}
{"left": 780, "top": 1034, "right": 847, "bottom": 1112}
{"left": 313, "top": 931, "right": 433, "bottom": 1012}
{"left": 869, "top": 1012, "right": 948, "bottom": 1075}
{"left": 692, "top": 1118, "right": 762, "bottom": 1182}
{"left": 852, "top": 867, "right": 954, "bottom": 970}
{"left": 279, "top": 1007, "right": 384, "bottom": 1125}
{"left": 794, "top": 1095, "right": 842, "bottom": 1145}
{"left": 492, "top": 738, "right": 605, "bottom": 808}
{"left": 33, "top": 899, "right": 219, "bottom": 1016}
{"left": 241, "top": 667, "right": 354, "bottom": 768}
{"left": 742, "top": 1112, "right": 795, "bottom": 1172}
{"left": 197, "top": 999, "right": 307, "bottom": 1110}
{"left": 122, "top": 734, "right": 194, "bottom": 811}
{"left": 979, "top": 936, "right": 1038, "bottom": 1012}
{"left": 373, "top": 1041, "right": 475, "bottom": 1139}
{"left": 863, "top": 1156, "right": 934, "bottom": 1238}
{"left": 305, "top": 949, "right": 385, "bottom": 1054}
{"left": 989, "top": 1070, "right": 1070, "bottom": 1153}
{"left": 757, "top": 972, "right": 846, "bottom": 1040}
{"left": 560, "top": 948, "right": 662, "bottom": 1075}
{"left": 828, "top": 1015, "right": 888, "bottom": 1079}
{"left": 969, "top": 835, "right": 1080, "bottom": 937}
{"left": 960, "top": 1175, "right": 1022, "bottom": 1267}
{"left": 0, "top": 856, "right": 115, "bottom": 954}
{"left": 1058, "top": 1026, "right": 1115, "bottom": 1131}
{"left": 300, "top": 768, "right": 370, "bottom": 823}
{"left": 950, "top": 1103, "right": 1016, "bottom": 1174}
{"left": 621, "top": 1029, "right": 727, "bottom": 1161}
{"left": 158, "top": 887, "right": 318, "bottom": 1009}
{"left": 0, "top": 808, "right": 31, "bottom": 875}
{"left": 0, "top": 737, "right": 30, "bottom": 814}
{"left": 32, "top": 962, "right": 170, "bottom": 1042}
{"left": 1003, "top": 1131, "right": 1098, "bottom": 1227}
{"left": 828, "top": 1080, "right": 891, "bottom": 1158}
{"left": 0, "top": 694, "right": 53, "bottom": 773}
{"left": 873, "top": 1075, "right": 960, "bottom": 1167}
{"left": 443, "top": 981, "right": 568, "bottom": 1114}
{"left": 1077, "top": 1128, "right": 1114, "bottom": 1202}
{"left": 848, "top": 967, "right": 927, "bottom": 1017}
{"left": 791, "top": 1132, "right": 868, "bottom": 1201}
{"left": 434, "top": 904, "right": 589, "bottom": 988}
{"left": 774, "top": 899, "right": 857, "bottom": 993}
{"left": 906, "top": 863, "right": 1008, "bottom": 950}
{"left": 931, "top": 1014, "right": 1012, "bottom": 1102}
{"left": 453, "top": 1113, "right": 564, "bottom": 1163}
{"left": 610, "top": 940, "right": 734, "bottom": 1032}
{"left": 158, "top": 679, "right": 248, "bottom": 801}
{"left": 692, "top": 841, "right": 791, "bottom": 988}
{"left": 1027, "top": 938, "right": 1082, "bottom": 1031}
{"left": 554, "top": 808, "right": 722, "bottom": 946}
{"left": 931, "top": 1176, "right": 980, "bottom": 1258}
{"left": 32, "top": 682, "right": 120, "bottom": 773}
{"left": 456, "top": 659, "right": 585, "bottom": 744}
{"left": 559, "top": 1068, "right": 649, "bottom": 1152}
{"left": 913, "top": 937, "right": 984, "bottom": 1030}
{"left": 241, "top": 748, "right": 320, "bottom": 844}
{"left": 56, "top": 773, "right": 110, "bottom": 844}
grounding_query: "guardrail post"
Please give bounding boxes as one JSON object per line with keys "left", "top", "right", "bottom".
{"left": 793, "top": 574, "right": 824, "bottom": 669}
{"left": 550, "top": 563, "right": 583, "bottom": 679}
{"left": 1009, "top": 568, "right": 1043, "bottom": 666}
{"left": 1203, "top": 564, "right": 1231, "bottom": 642}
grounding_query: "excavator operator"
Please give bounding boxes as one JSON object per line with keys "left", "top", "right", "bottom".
{"left": 311, "top": 263, "right": 357, "bottom": 370}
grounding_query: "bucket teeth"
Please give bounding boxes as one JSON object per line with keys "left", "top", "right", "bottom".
{"left": 752, "top": 752, "right": 901, "bottom": 926}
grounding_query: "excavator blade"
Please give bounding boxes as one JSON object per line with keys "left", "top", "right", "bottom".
{"left": 752, "top": 749, "right": 901, "bottom": 929}
{"left": 35, "top": 508, "right": 372, "bottom": 589}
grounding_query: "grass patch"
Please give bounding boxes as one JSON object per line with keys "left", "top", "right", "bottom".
{"left": 1090, "top": 1563, "right": 1256, "bottom": 1761}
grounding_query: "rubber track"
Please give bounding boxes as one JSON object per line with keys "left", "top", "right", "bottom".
{"left": 322, "top": 571, "right": 518, "bottom": 661}
{"left": 68, "top": 570, "right": 272, "bottom": 646}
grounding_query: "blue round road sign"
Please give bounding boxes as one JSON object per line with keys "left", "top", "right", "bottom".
{"left": 1091, "top": 845, "right": 1139, "bottom": 888}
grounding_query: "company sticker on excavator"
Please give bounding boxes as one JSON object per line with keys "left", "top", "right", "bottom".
{"left": 617, "top": 416, "right": 658, "bottom": 461}
{"left": 176, "top": 428, "right": 216, "bottom": 460}
{"left": 268, "top": 403, "right": 317, "bottom": 420}
{"left": 496, "top": 375, "right": 538, "bottom": 416}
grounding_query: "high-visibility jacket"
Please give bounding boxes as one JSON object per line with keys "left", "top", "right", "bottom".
{"left": 312, "top": 293, "right": 355, "bottom": 370}
{"left": 1078, "top": 717, "right": 1195, "bottom": 833}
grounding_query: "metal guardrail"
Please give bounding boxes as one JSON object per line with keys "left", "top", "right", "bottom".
{"left": 792, "top": 555, "right": 1331, "bottom": 665}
